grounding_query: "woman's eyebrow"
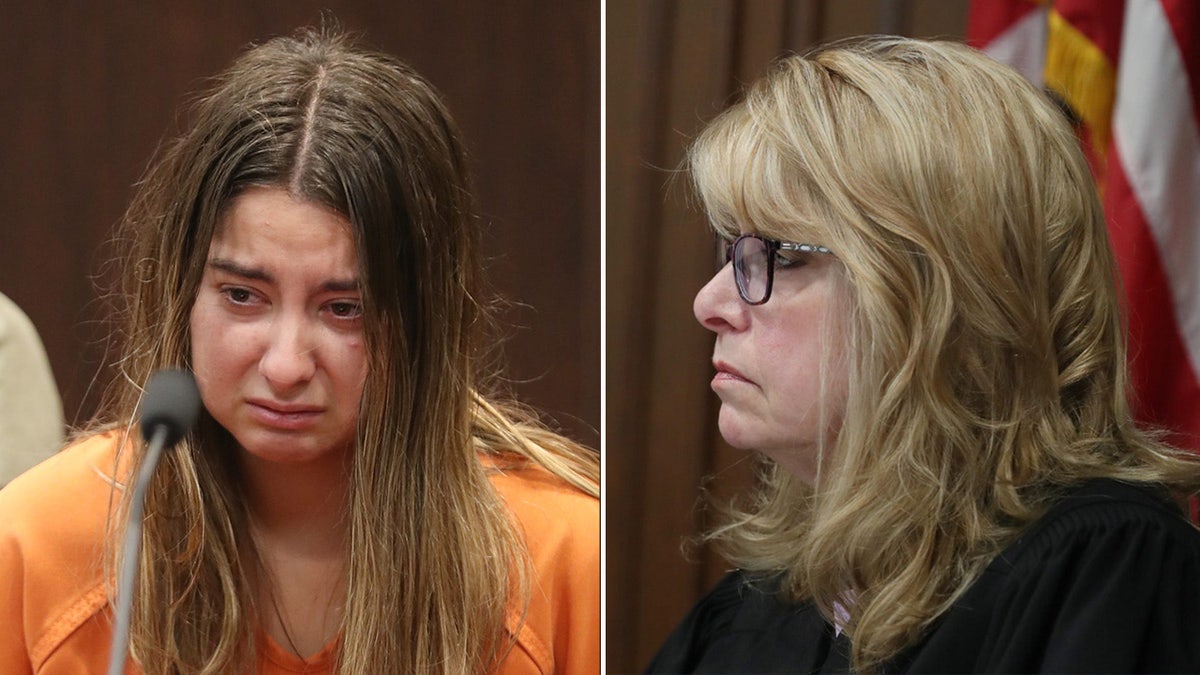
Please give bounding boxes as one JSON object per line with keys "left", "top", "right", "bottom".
{"left": 208, "top": 257, "right": 271, "bottom": 282}
{"left": 207, "top": 257, "right": 359, "bottom": 292}
{"left": 321, "top": 278, "right": 360, "bottom": 292}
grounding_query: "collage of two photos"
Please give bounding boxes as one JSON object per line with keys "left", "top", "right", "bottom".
{"left": 1, "top": 1, "right": 1199, "bottom": 673}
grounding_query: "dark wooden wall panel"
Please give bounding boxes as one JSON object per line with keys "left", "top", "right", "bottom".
{"left": 605, "top": 0, "right": 969, "bottom": 670}
{"left": 0, "top": 2, "right": 599, "bottom": 449}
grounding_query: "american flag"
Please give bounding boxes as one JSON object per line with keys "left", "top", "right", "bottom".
{"left": 968, "top": 0, "right": 1200, "bottom": 456}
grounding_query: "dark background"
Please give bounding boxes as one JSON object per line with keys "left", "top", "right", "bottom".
{"left": 0, "top": 2, "right": 599, "bottom": 449}
{"left": 606, "top": 0, "right": 970, "bottom": 670}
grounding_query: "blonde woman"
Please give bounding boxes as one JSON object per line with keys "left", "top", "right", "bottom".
{"left": 0, "top": 28, "right": 599, "bottom": 674}
{"left": 648, "top": 37, "right": 1200, "bottom": 673}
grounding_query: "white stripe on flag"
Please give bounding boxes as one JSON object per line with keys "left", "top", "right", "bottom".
{"left": 980, "top": 6, "right": 1048, "bottom": 87}
{"left": 1113, "top": 0, "right": 1200, "bottom": 376}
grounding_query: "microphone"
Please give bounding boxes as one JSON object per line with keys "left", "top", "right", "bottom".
{"left": 107, "top": 370, "right": 201, "bottom": 675}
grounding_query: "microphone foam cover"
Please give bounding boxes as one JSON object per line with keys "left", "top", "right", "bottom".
{"left": 140, "top": 369, "right": 201, "bottom": 447}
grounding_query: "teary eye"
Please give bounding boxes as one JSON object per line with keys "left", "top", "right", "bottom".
{"left": 328, "top": 301, "right": 363, "bottom": 319}
{"left": 224, "top": 287, "right": 254, "bottom": 304}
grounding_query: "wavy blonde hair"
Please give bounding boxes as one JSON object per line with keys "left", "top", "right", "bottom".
{"left": 689, "top": 36, "right": 1200, "bottom": 671}
{"left": 92, "top": 27, "right": 597, "bottom": 674}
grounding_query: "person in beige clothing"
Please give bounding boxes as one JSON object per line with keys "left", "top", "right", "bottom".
{"left": 0, "top": 291, "right": 63, "bottom": 486}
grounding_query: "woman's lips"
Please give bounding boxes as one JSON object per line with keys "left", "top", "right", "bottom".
{"left": 712, "top": 361, "right": 753, "bottom": 387}
{"left": 246, "top": 400, "right": 322, "bottom": 430}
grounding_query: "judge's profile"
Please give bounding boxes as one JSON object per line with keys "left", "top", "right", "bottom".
{"left": 646, "top": 36, "right": 1200, "bottom": 674}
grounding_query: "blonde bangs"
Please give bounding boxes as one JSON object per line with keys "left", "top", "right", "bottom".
{"left": 688, "top": 99, "right": 829, "bottom": 245}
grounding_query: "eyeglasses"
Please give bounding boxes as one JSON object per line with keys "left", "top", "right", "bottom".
{"left": 720, "top": 234, "right": 833, "bottom": 305}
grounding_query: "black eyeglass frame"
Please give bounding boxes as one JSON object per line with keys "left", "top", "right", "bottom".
{"left": 723, "top": 233, "right": 833, "bottom": 305}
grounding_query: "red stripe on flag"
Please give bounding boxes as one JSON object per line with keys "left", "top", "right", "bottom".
{"left": 1105, "top": 145, "right": 1200, "bottom": 449}
{"left": 1052, "top": 0, "right": 1127, "bottom": 63}
{"left": 967, "top": 0, "right": 1043, "bottom": 48}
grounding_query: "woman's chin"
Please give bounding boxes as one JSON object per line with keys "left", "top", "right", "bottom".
{"left": 231, "top": 429, "right": 351, "bottom": 467}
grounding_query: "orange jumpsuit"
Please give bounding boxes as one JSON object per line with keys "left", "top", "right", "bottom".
{"left": 0, "top": 433, "right": 599, "bottom": 674}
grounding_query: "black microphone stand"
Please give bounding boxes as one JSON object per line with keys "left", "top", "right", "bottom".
{"left": 106, "top": 424, "right": 171, "bottom": 675}
{"left": 106, "top": 370, "right": 199, "bottom": 675}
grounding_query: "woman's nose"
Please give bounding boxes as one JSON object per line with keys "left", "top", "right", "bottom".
{"left": 258, "top": 314, "right": 317, "bottom": 389}
{"left": 694, "top": 263, "right": 747, "bottom": 333}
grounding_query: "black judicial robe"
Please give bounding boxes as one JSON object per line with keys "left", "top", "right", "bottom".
{"left": 646, "top": 479, "right": 1200, "bottom": 673}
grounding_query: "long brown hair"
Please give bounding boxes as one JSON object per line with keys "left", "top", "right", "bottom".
{"left": 96, "top": 27, "right": 597, "bottom": 673}
{"left": 689, "top": 36, "right": 1200, "bottom": 671}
